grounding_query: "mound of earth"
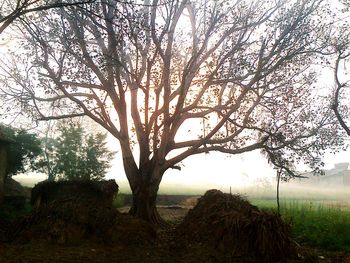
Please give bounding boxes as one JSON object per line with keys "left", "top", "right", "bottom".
{"left": 31, "top": 179, "right": 118, "bottom": 207}
{"left": 3, "top": 178, "right": 30, "bottom": 209}
{"left": 3, "top": 180, "right": 156, "bottom": 246}
{"left": 177, "top": 189, "right": 296, "bottom": 263}
{"left": 7, "top": 201, "right": 156, "bottom": 246}
{"left": 0, "top": 217, "right": 10, "bottom": 242}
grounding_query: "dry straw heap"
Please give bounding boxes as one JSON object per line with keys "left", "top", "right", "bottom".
{"left": 177, "top": 189, "right": 296, "bottom": 263}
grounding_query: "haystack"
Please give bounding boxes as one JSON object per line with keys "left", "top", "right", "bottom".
{"left": 177, "top": 189, "right": 296, "bottom": 263}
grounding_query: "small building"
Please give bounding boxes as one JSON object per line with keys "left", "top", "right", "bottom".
{"left": 318, "top": 163, "right": 350, "bottom": 187}
{"left": 295, "top": 162, "right": 350, "bottom": 188}
{"left": 303, "top": 163, "right": 350, "bottom": 187}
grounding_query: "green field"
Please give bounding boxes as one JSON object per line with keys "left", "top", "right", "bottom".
{"left": 250, "top": 198, "right": 350, "bottom": 252}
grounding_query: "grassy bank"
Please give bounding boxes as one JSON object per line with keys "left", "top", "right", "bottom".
{"left": 251, "top": 199, "right": 350, "bottom": 252}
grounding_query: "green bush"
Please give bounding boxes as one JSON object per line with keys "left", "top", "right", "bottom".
{"left": 0, "top": 203, "right": 32, "bottom": 222}
{"left": 113, "top": 193, "right": 126, "bottom": 208}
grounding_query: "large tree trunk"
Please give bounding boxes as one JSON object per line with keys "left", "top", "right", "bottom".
{"left": 128, "top": 163, "right": 168, "bottom": 227}
{"left": 128, "top": 183, "right": 167, "bottom": 227}
{"left": 119, "top": 139, "right": 168, "bottom": 226}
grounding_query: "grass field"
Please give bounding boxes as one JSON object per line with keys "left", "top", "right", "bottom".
{"left": 250, "top": 198, "right": 350, "bottom": 252}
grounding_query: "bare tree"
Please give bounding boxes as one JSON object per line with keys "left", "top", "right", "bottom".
{"left": 0, "top": 0, "right": 345, "bottom": 224}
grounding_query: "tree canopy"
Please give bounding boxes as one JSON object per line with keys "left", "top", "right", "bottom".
{"left": 0, "top": 124, "right": 42, "bottom": 177}
{"left": 0, "top": 0, "right": 95, "bottom": 35}
{"left": 0, "top": 0, "right": 347, "bottom": 224}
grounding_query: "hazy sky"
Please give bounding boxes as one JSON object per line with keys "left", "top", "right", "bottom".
{"left": 106, "top": 147, "right": 350, "bottom": 193}
{"left": 13, "top": 143, "right": 350, "bottom": 194}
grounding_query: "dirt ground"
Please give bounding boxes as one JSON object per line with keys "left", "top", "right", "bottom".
{"left": 0, "top": 206, "right": 349, "bottom": 263}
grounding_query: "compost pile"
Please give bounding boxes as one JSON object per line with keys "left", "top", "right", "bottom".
{"left": 177, "top": 189, "right": 296, "bottom": 263}
{"left": 3, "top": 180, "right": 156, "bottom": 246}
{"left": 0, "top": 218, "right": 9, "bottom": 242}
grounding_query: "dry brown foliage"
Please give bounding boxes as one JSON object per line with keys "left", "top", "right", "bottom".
{"left": 177, "top": 189, "right": 296, "bottom": 263}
